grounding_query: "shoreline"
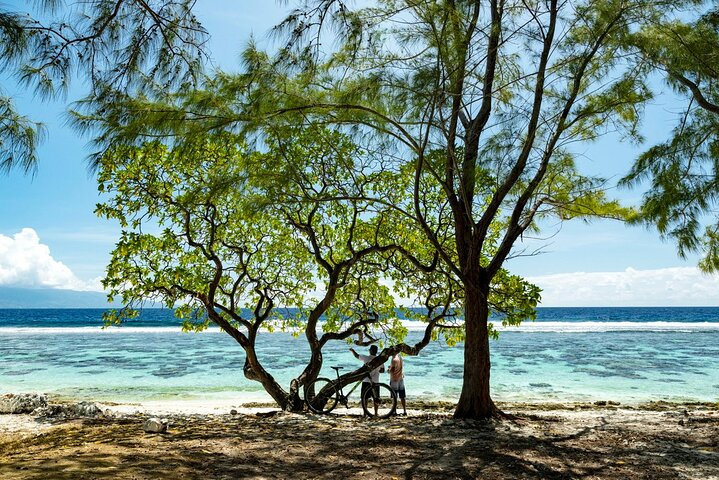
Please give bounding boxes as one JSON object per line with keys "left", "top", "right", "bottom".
{"left": 1, "top": 398, "right": 717, "bottom": 479}
{"left": 3, "top": 391, "right": 718, "bottom": 417}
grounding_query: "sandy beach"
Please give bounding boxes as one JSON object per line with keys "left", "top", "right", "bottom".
{"left": 1, "top": 400, "right": 717, "bottom": 479}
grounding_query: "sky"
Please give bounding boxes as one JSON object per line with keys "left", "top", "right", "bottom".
{"left": 1, "top": 1, "right": 717, "bottom": 307}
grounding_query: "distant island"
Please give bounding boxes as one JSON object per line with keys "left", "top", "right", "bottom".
{"left": 0, "top": 287, "right": 113, "bottom": 308}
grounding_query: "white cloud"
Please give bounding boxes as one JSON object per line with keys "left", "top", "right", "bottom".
{"left": 529, "top": 267, "right": 719, "bottom": 307}
{"left": 0, "top": 228, "right": 102, "bottom": 291}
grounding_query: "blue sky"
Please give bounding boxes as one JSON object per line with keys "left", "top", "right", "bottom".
{"left": 1, "top": 1, "right": 717, "bottom": 306}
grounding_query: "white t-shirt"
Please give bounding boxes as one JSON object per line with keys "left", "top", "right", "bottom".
{"left": 357, "top": 353, "right": 382, "bottom": 383}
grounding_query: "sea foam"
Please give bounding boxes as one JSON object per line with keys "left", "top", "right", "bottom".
{"left": 495, "top": 321, "right": 719, "bottom": 333}
{"left": 0, "top": 326, "right": 221, "bottom": 335}
{"left": 2, "top": 321, "right": 719, "bottom": 335}
{"left": 400, "top": 320, "right": 719, "bottom": 333}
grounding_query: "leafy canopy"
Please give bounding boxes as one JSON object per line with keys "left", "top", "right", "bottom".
{"left": 97, "top": 120, "right": 541, "bottom": 343}
{"left": 622, "top": 7, "right": 719, "bottom": 272}
{"left": 0, "top": 0, "right": 208, "bottom": 173}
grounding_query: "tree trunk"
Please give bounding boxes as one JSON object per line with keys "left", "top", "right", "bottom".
{"left": 288, "top": 345, "right": 324, "bottom": 411}
{"left": 454, "top": 280, "right": 496, "bottom": 419}
{"left": 243, "top": 349, "right": 295, "bottom": 411}
{"left": 208, "top": 311, "right": 301, "bottom": 411}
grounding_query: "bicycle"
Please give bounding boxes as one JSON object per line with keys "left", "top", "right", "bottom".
{"left": 305, "top": 366, "right": 397, "bottom": 418}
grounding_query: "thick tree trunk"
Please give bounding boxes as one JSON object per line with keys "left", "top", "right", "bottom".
{"left": 243, "top": 349, "right": 295, "bottom": 411}
{"left": 454, "top": 281, "right": 496, "bottom": 419}
{"left": 208, "top": 311, "right": 301, "bottom": 411}
{"left": 288, "top": 345, "right": 324, "bottom": 411}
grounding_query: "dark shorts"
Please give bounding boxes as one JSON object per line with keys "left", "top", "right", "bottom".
{"left": 361, "top": 382, "right": 379, "bottom": 401}
{"left": 390, "top": 379, "right": 406, "bottom": 399}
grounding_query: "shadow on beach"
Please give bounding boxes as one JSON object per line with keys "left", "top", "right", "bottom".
{"left": 0, "top": 405, "right": 717, "bottom": 479}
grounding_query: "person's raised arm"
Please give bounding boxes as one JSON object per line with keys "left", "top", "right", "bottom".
{"left": 349, "top": 347, "right": 359, "bottom": 359}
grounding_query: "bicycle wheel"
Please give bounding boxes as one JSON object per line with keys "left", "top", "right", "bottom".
{"left": 305, "top": 377, "right": 339, "bottom": 414}
{"left": 362, "top": 383, "right": 397, "bottom": 419}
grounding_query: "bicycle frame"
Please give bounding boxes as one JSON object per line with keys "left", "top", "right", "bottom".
{"left": 333, "top": 369, "right": 363, "bottom": 407}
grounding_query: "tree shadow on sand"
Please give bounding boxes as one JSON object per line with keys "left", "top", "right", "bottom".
{"left": 0, "top": 411, "right": 717, "bottom": 479}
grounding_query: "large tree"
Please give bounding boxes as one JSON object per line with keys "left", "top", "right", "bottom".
{"left": 80, "top": 0, "right": 649, "bottom": 420}
{"left": 98, "top": 129, "right": 420, "bottom": 410}
{"left": 98, "top": 126, "right": 539, "bottom": 410}
{"left": 219, "top": 0, "right": 643, "bottom": 419}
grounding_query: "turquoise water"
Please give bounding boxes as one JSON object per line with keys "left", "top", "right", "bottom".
{"left": 1, "top": 308, "right": 719, "bottom": 404}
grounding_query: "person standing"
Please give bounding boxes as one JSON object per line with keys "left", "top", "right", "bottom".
{"left": 349, "top": 345, "right": 384, "bottom": 416}
{"left": 388, "top": 352, "right": 407, "bottom": 415}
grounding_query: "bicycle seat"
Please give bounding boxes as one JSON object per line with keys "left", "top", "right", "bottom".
{"left": 330, "top": 366, "right": 343, "bottom": 371}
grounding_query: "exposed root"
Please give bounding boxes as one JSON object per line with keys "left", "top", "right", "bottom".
{"left": 493, "top": 408, "right": 522, "bottom": 423}
{"left": 255, "top": 410, "right": 282, "bottom": 418}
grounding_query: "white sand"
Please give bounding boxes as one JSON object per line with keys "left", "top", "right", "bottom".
{"left": 0, "top": 414, "right": 52, "bottom": 436}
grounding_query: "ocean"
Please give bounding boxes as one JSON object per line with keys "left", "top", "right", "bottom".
{"left": 1, "top": 307, "right": 718, "bottom": 405}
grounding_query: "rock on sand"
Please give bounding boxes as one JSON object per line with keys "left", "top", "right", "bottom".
{"left": 143, "top": 418, "right": 169, "bottom": 433}
{"left": 0, "top": 393, "right": 47, "bottom": 414}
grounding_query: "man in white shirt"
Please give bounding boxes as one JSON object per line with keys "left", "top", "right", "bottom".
{"left": 349, "top": 345, "right": 384, "bottom": 416}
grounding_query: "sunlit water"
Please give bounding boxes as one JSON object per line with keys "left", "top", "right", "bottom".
{"left": 1, "top": 308, "right": 718, "bottom": 404}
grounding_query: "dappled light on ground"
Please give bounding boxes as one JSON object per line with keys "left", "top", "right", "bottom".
{"left": 1, "top": 405, "right": 717, "bottom": 479}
